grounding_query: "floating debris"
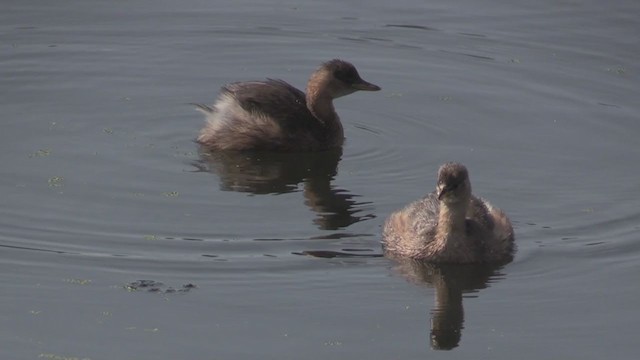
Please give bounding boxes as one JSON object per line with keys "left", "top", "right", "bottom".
{"left": 605, "top": 66, "right": 626, "bottom": 75}
{"left": 64, "top": 278, "right": 92, "bottom": 285}
{"left": 124, "top": 280, "right": 197, "bottom": 294}
{"left": 38, "top": 353, "right": 92, "bottom": 360}
{"left": 48, "top": 176, "right": 64, "bottom": 187}
{"left": 29, "top": 149, "right": 51, "bottom": 158}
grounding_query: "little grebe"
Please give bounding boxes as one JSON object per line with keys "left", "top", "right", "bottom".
{"left": 383, "top": 162, "right": 514, "bottom": 263}
{"left": 194, "top": 59, "right": 380, "bottom": 151}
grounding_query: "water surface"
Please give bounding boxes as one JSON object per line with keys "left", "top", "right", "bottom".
{"left": 2, "top": 0, "right": 639, "bottom": 359}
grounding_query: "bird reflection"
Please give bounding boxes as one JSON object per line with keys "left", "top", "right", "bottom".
{"left": 193, "top": 146, "right": 374, "bottom": 230}
{"left": 388, "top": 256, "right": 508, "bottom": 350}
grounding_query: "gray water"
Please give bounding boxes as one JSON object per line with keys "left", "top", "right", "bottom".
{"left": 2, "top": 0, "right": 639, "bottom": 359}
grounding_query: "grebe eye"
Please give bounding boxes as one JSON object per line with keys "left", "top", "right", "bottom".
{"left": 334, "top": 68, "right": 357, "bottom": 82}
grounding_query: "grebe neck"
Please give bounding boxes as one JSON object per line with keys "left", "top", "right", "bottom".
{"left": 306, "top": 84, "right": 344, "bottom": 141}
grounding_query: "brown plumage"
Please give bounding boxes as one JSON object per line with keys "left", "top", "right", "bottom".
{"left": 383, "top": 162, "right": 514, "bottom": 263}
{"left": 194, "top": 59, "right": 380, "bottom": 152}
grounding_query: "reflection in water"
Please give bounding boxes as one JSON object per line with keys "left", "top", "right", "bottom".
{"left": 389, "top": 256, "right": 507, "bottom": 350}
{"left": 193, "top": 147, "right": 375, "bottom": 230}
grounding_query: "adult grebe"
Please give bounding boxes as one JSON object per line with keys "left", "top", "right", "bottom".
{"left": 194, "top": 59, "right": 380, "bottom": 151}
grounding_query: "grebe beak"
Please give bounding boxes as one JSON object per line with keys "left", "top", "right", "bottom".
{"left": 351, "top": 79, "right": 381, "bottom": 91}
{"left": 437, "top": 184, "right": 449, "bottom": 200}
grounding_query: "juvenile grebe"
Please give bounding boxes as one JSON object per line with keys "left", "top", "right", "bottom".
{"left": 383, "top": 163, "right": 514, "bottom": 263}
{"left": 194, "top": 59, "right": 380, "bottom": 151}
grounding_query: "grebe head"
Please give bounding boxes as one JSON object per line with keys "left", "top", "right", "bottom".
{"left": 436, "top": 162, "right": 472, "bottom": 204}
{"left": 309, "top": 59, "right": 380, "bottom": 99}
